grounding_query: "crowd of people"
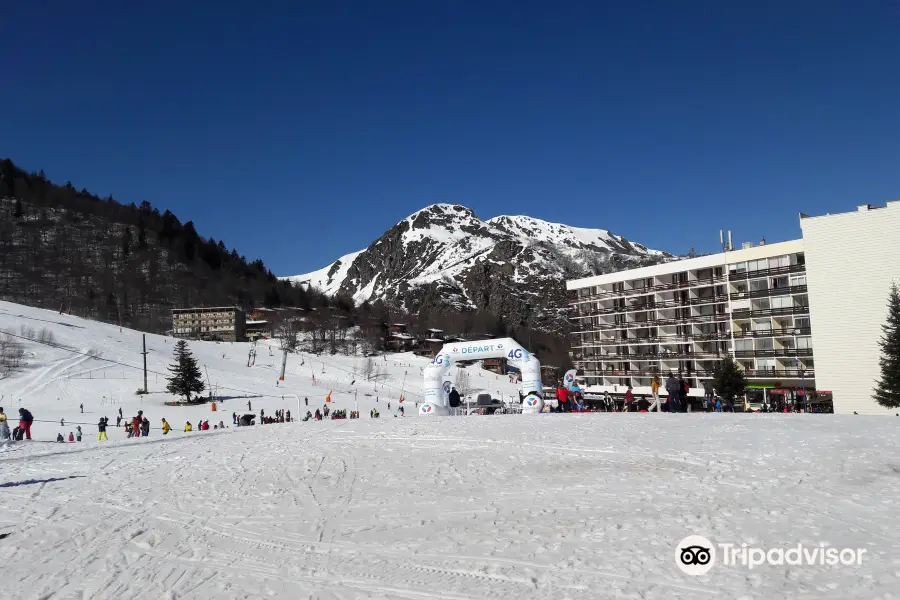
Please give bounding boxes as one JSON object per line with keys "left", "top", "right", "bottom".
{"left": 1, "top": 390, "right": 421, "bottom": 445}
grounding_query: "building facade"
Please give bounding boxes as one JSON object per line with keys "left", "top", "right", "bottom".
{"left": 800, "top": 201, "right": 900, "bottom": 414}
{"left": 172, "top": 307, "right": 246, "bottom": 342}
{"left": 567, "top": 240, "right": 818, "bottom": 408}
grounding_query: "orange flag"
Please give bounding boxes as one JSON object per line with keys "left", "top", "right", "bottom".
{"left": 326, "top": 391, "right": 332, "bottom": 403}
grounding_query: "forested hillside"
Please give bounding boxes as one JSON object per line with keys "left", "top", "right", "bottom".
{"left": 0, "top": 159, "right": 318, "bottom": 332}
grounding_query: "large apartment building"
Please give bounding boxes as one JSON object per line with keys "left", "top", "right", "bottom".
{"left": 567, "top": 239, "right": 818, "bottom": 409}
{"left": 172, "top": 307, "right": 246, "bottom": 342}
{"left": 800, "top": 201, "right": 900, "bottom": 415}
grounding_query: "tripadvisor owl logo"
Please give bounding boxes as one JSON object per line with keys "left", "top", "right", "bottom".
{"left": 675, "top": 535, "right": 715, "bottom": 575}
{"left": 675, "top": 535, "right": 867, "bottom": 575}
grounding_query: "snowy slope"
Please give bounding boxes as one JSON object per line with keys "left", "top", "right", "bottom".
{"left": 1, "top": 404, "right": 897, "bottom": 599}
{"left": 0, "top": 301, "right": 524, "bottom": 443}
{"left": 284, "top": 249, "right": 364, "bottom": 295}
{"left": 283, "top": 204, "right": 670, "bottom": 328}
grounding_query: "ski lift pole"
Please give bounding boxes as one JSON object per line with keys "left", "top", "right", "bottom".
{"left": 281, "top": 394, "right": 301, "bottom": 420}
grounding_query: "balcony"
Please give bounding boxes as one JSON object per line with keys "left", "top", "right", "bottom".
{"left": 572, "top": 295, "right": 730, "bottom": 318}
{"left": 730, "top": 305, "right": 810, "bottom": 319}
{"left": 729, "top": 284, "right": 807, "bottom": 301}
{"left": 571, "top": 274, "right": 729, "bottom": 301}
{"left": 580, "top": 313, "right": 730, "bottom": 331}
{"left": 588, "top": 368, "right": 815, "bottom": 379}
{"left": 728, "top": 264, "right": 806, "bottom": 281}
{"left": 733, "top": 348, "right": 814, "bottom": 359}
{"left": 733, "top": 327, "right": 811, "bottom": 338}
{"left": 744, "top": 369, "right": 814, "bottom": 379}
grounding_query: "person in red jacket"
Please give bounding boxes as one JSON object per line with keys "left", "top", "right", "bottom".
{"left": 556, "top": 385, "right": 568, "bottom": 413}
{"left": 132, "top": 411, "right": 143, "bottom": 438}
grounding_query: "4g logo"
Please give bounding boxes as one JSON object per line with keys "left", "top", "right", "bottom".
{"left": 506, "top": 348, "right": 529, "bottom": 361}
{"left": 431, "top": 354, "right": 446, "bottom": 365}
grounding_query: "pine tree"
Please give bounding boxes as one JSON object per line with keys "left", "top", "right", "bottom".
{"left": 874, "top": 282, "right": 900, "bottom": 408}
{"left": 166, "top": 340, "right": 205, "bottom": 402}
{"left": 712, "top": 356, "right": 747, "bottom": 403}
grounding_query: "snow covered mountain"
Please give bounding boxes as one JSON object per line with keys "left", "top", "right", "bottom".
{"left": 284, "top": 204, "right": 670, "bottom": 329}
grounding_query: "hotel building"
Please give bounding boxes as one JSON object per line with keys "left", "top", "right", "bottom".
{"left": 172, "top": 306, "right": 246, "bottom": 342}
{"left": 567, "top": 239, "right": 816, "bottom": 408}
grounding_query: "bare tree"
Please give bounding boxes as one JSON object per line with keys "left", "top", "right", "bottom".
{"left": 0, "top": 332, "right": 25, "bottom": 376}
{"left": 455, "top": 368, "right": 472, "bottom": 396}
{"left": 278, "top": 317, "right": 301, "bottom": 352}
{"left": 359, "top": 356, "right": 376, "bottom": 381}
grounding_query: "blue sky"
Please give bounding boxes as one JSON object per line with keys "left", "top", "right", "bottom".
{"left": 3, "top": 1, "right": 899, "bottom": 275}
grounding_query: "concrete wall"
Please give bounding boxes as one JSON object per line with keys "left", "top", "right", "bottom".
{"left": 800, "top": 201, "right": 900, "bottom": 414}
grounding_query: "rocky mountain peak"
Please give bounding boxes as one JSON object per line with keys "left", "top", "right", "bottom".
{"left": 284, "top": 204, "right": 671, "bottom": 331}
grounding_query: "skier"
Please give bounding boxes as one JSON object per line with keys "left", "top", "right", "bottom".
{"left": 68, "top": 432, "right": 74, "bottom": 442}
{"left": 80, "top": 403, "right": 83, "bottom": 413}
{"left": 141, "top": 417, "right": 150, "bottom": 437}
{"left": 555, "top": 385, "right": 568, "bottom": 413}
{"left": 118, "top": 407, "right": 123, "bottom": 419}
{"left": 665, "top": 374, "right": 680, "bottom": 412}
{"left": 304, "top": 397, "right": 308, "bottom": 406}
{"left": 232, "top": 412, "right": 237, "bottom": 425}
{"left": 18, "top": 408, "right": 34, "bottom": 440}
{"left": 248, "top": 400, "right": 252, "bottom": 411}
{"left": 57, "top": 433, "right": 64, "bottom": 443}
{"left": 60, "top": 418, "right": 65, "bottom": 427}
{"left": 703, "top": 379, "right": 714, "bottom": 407}
{"left": 651, "top": 376, "right": 661, "bottom": 410}
{"left": 286, "top": 410, "right": 291, "bottom": 422}
{"left": 448, "top": 387, "right": 461, "bottom": 416}
{"left": 76, "top": 426, "right": 82, "bottom": 442}
{"left": 132, "top": 411, "right": 143, "bottom": 438}
{"left": 97, "top": 417, "right": 108, "bottom": 441}
{"left": 0, "top": 407, "right": 8, "bottom": 441}
{"left": 116, "top": 415, "right": 122, "bottom": 427}
{"left": 184, "top": 421, "right": 193, "bottom": 432}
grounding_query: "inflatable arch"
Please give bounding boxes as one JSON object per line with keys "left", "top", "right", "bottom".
{"left": 420, "top": 337, "right": 544, "bottom": 415}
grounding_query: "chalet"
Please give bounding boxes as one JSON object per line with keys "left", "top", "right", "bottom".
{"left": 482, "top": 357, "right": 507, "bottom": 375}
{"left": 388, "top": 323, "right": 414, "bottom": 352}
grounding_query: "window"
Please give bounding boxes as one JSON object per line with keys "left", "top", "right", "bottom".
{"left": 757, "top": 359, "right": 776, "bottom": 371}
{"left": 790, "top": 275, "right": 806, "bottom": 287}
{"left": 794, "top": 317, "right": 810, "bottom": 329}
{"left": 750, "top": 279, "right": 769, "bottom": 292}
{"left": 756, "top": 338, "right": 774, "bottom": 351}
{"left": 796, "top": 337, "right": 812, "bottom": 349}
{"left": 749, "top": 259, "right": 767, "bottom": 272}
{"left": 769, "top": 255, "right": 789, "bottom": 269}
{"left": 735, "top": 339, "right": 753, "bottom": 352}
{"left": 731, "top": 262, "right": 747, "bottom": 273}
{"left": 754, "top": 320, "right": 772, "bottom": 331}
{"left": 771, "top": 297, "right": 791, "bottom": 309}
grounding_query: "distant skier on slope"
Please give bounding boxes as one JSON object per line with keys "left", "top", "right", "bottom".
{"left": 97, "top": 417, "right": 108, "bottom": 441}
